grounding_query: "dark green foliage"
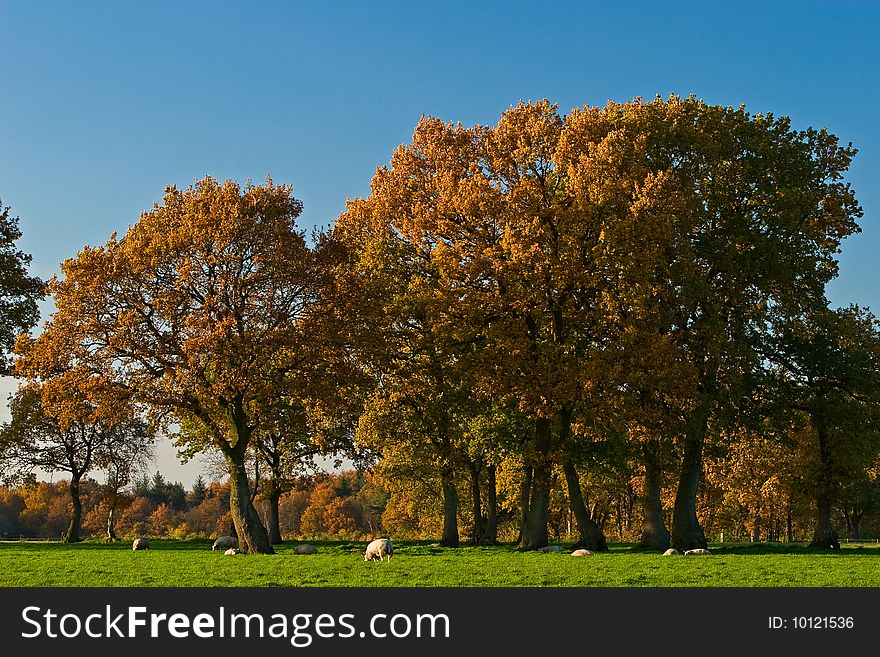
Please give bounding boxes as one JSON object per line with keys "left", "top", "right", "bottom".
{"left": 133, "top": 472, "right": 188, "bottom": 510}
{"left": 0, "top": 199, "right": 44, "bottom": 373}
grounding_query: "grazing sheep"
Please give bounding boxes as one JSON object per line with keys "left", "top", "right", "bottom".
{"left": 539, "top": 545, "right": 565, "bottom": 553}
{"left": 294, "top": 544, "right": 318, "bottom": 555}
{"left": 684, "top": 548, "right": 711, "bottom": 556}
{"left": 212, "top": 535, "right": 238, "bottom": 552}
{"left": 132, "top": 538, "right": 150, "bottom": 551}
{"left": 224, "top": 548, "right": 239, "bottom": 556}
{"left": 663, "top": 548, "right": 680, "bottom": 556}
{"left": 364, "top": 538, "right": 393, "bottom": 562}
{"left": 570, "top": 549, "right": 593, "bottom": 556}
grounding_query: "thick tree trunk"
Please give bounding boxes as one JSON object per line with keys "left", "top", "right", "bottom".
{"left": 809, "top": 415, "right": 840, "bottom": 549}
{"left": 671, "top": 405, "right": 710, "bottom": 551}
{"left": 439, "top": 465, "right": 459, "bottom": 548}
{"left": 469, "top": 464, "right": 485, "bottom": 546}
{"left": 516, "top": 466, "right": 532, "bottom": 545}
{"left": 519, "top": 417, "right": 552, "bottom": 550}
{"left": 228, "top": 457, "right": 274, "bottom": 554}
{"left": 64, "top": 475, "right": 83, "bottom": 543}
{"left": 266, "top": 486, "right": 283, "bottom": 545}
{"left": 563, "top": 457, "right": 607, "bottom": 552}
{"left": 485, "top": 464, "right": 498, "bottom": 544}
{"left": 810, "top": 493, "right": 840, "bottom": 549}
{"left": 637, "top": 441, "right": 670, "bottom": 551}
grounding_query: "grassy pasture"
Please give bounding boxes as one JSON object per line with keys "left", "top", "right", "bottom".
{"left": 1, "top": 539, "right": 878, "bottom": 587}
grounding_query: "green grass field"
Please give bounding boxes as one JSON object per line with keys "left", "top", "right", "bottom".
{"left": 1, "top": 539, "right": 878, "bottom": 587}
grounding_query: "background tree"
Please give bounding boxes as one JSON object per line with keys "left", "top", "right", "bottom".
{"left": 768, "top": 305, "right": 880, "bottom": 548}
{"left": 335, "top": 184, "right": 478, "bottom": 547}
{"left": 17, "top": 176, "right": 319, "bottom": 553}
{"left": 0, "top": 198, "right": 44, "bottom": 372}
{"left": 96, "top": 417, "right": 154, "bottom": 540}
{"left": 0, "top": 381, "right": 153, "bottom": 542}
{"left": 253, "top": 399, "right": 353, "bottom": 544}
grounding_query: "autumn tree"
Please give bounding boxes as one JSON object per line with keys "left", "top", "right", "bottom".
{"left": 767, "top": 305, "right": 880, "bottom": 549}
{"left": 356, "top": 388, "right": 467, "bottom": 546}
{"left": 460, "top": 406, "right": 521, "bottom": 545}
{"left": 561, "top": 97, "right": 861, "bottom": 550}
{"left": 254, "top": 400, "right": 353, "bottom": 544}
{"left": 97, "top": 418, "right": 154, "bottom": 540}
{"left": 335, "top": 183, "right": 478, "bottom": 547}
{"left": 0, "top": 198, "right": 44, "bottom": 372}
{"left": 336, "top": 101, "right": 693, "bottom": 550}
{"left": 18, "top": 177, "right": 319, "bottom": 554}
{"left": 0, "top": 382, "right": 153, "bottom": 543}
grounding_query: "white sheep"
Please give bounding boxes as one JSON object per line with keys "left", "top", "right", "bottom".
{"left": 570, "top": 548, "right": 592, "bottom": 556}
{"left": 294, "top": 544, "right": 318, "bottom": 555}
{"left": 663, "top": 548, "right": 680, "bottom": 556}
{"left": 132, "top": 537, "right": 150, "bottom": 551}
{"left": 224, "top": 548, "right": 239, "bottom": 556}
{"left": 684, "top": 548, "right": 711, "bottom": 556}
{"left": 364, "top": 538, "right": 393, "bottom": 561}
{"left": 212, "top": 535, "right": 238, "bottom": 551}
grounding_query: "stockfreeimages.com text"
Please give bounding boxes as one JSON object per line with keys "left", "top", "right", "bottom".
{"left": 21, "top": 605, "right": 450, "bottom": 647}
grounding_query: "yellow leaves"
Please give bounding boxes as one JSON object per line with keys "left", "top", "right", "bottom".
{"left": 23, "top": 176, "right": 325, "bottom": 462}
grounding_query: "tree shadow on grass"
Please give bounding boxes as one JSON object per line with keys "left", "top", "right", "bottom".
{"left": 709, "top": 542, "right": 880, "bottom": 556}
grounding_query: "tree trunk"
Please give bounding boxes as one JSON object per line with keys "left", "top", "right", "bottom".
{"left": 265, "top": 449, "right": 284, "bottom": 545}
{"left": 849, "top": 513, "right": 863, "bottom": 540}
{"left": 637, "top": 441, "right": 670, "bottom": 551}
{"left": 64, "top": 475, "right": 83, "bottom": 543}
{"left": 810, "top": 492, "right": 840, "bottom": 549}
{"left": 516, "top": 466, "right": 532, "bottom": 545}
{"left": 106, "top": 491, "right": 118, "bottom": 541}
{"left": 228, "top": 456, "right": 274, "bottom": 554}
{"left": 671, "top": 404, "right": 710, "bottom": 551}
{"left": 485, "top": 464, "right": 498, "bottom": 544}
{"left": 809, "top": 414, "right": 840, "bottom": 549}
{"left": 266, "top": 486, "right": 283, "bottom": 545}
{"left": 439, "top": 465, "right": 459, "bottom": 547}
{"left": 563, "top": 457, "right": 607, "bottom": 551}
{"left": 469, "top": 463, "right": 485, "bottom": 546}
{"left": 519, "top": 417, "right": 552, "bottom": 550}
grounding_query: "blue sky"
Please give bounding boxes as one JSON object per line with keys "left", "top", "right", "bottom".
{"left": 2, "top": 1, "right": 878, "bottom": 486}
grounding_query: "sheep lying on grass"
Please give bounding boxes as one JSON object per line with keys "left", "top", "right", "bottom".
{"left": 132, "top": 538, "right": 150, "bottom": 551}
{"left": 684, "top": 548, "right": 711, "bottom": 556}
{"left": 364, "top": 538, "right": 393, "bottom": 562}
{"left": 663, "top": 548, "right": 680, "bottom": 556}
{"left": 224, "top": 548, "right": 239, "bottom": 556}
{"left": 571, "top": 549, "right": 593, "bottom": 556}
{"left": 538, "top": 545, "right": 565, "bottom": 553}
{"left": 294, "top": 544, "right": 318, "bottom": 555}
{"left": 212, "top": 535, "right": 238, "bottom": 551}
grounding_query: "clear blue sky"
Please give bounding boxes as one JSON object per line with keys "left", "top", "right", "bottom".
{"left": 2, "top": 1, "right": 878, "bottom": 486}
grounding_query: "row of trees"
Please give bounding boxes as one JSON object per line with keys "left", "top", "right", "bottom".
{"left": 1, "top": 95, "right": 877, "bottom": 553}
